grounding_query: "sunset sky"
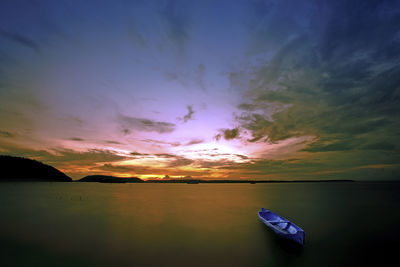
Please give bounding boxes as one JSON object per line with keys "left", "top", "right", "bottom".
{"left": 1, "top": 0, "right": 399, "bottom": 180}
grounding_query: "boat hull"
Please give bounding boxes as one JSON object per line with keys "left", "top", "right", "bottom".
{"left": 258, "top": 208, "right": 305, "bottom": 246}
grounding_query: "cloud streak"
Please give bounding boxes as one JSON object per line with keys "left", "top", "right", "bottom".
{"left": 178, "top": 105, "right": 195, "bottom": 123}
{"left": 158, "top": 0, "right": 190, "bottom": 51}
{"left": 118, "top": 115, "right": 176, "bottom": 134}
{"left": 0, "top": 29, "right": 41, "bottom": 54}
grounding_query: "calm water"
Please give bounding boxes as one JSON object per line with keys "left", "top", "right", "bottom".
{"left": 0, "top": 182, "right": 399, "bottom": 266}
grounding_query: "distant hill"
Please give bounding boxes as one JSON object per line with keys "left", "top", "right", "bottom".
{"left": 0, "top": 155, "right": 72, "bottom": 182}
{"left": 78, "top": 175, "right": 143, "bottom": 183}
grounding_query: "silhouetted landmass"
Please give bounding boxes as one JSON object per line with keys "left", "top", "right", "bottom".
{"left": 78, "top": 175, "right": 143, "bottom": 183}
{"left": 0, "top": 155, "right": 72, "bottom": 182}
{"left": 145, "top": 179, "right": 355, "bottom": 184}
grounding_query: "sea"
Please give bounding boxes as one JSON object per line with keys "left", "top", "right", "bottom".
{"left": 0, "top": 182, "right": 399, "bottom": 267}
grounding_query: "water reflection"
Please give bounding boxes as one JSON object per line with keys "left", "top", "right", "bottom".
{"left": 0, "top": 182, "right": 399, "bottom": 266}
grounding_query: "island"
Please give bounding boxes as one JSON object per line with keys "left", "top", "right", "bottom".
{"left": 0, "top": 155, "right": 72, "bottom": 182}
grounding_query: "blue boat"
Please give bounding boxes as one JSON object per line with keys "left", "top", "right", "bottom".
{"left": 258, "top": 208, "right": 305, "bottom": 246}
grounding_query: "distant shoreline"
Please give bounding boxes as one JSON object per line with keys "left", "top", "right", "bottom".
{"left": 1, "top": 155, "right": 394, "bottom": 184}
{"left": 76, "top": 174, "right": 357, "bottom": 184}
{"left": 75, "top": 179, "right": 356, "bottom": 184}
{"left": 141, "top": 179, "right": 355, "bottom": 184}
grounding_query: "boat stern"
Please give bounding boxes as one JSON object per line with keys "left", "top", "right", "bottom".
{"left": 292, "top": 230, "right": 305, "bottom": 246}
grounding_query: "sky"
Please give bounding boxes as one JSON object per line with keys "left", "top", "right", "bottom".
{"left": 0, "top": 0, "right": 400, "bottom": 180}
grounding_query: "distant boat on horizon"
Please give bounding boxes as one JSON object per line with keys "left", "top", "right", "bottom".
{"left": 258, "top": 208, "right": 305, "bottom": 246}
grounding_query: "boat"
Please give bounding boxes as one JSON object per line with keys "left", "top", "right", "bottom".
{"left": 258, "top": 208, "right": 305, "bottom": 246}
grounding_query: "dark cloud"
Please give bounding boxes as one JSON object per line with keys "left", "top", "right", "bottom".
{"left": 235, "top": 154, "right": 249, "bottom": 160}
{"left": 140, "top": 138, "right": 181, "bottom": 147}
{"left": 178, "top": 105, "right": 195, "bottom": 123}
{"left": 122, "top": 129, "right": 131, "bottom": 135}
{"left": 214, "top": 134, "right": 222, "bottom": 141}
{"left": 68, "top": 137, "right": 84, "bottom": 141}
{"left": 164, "top": 66, "right": 206, "bottom": 90}
{"left": 118, "top": 114, "right": 175, "bottom": 134}
{"left": 302, "top": 139, "right": 356, "bottom": 152}
{"left": 0, "top": 29, "right": 41, "bottom": 54}
{"left": 43, "top": 148, "right": 127, "bottom": 166}
{"left": 154, "top": 153, "right": 194, "bottom": 167}
{"left": 235, "top": 0, "right": 400, "bottom": 153}
{"left": 361, "top": 141, "right": 396, "bottom": 151}
{"left": 223, "top": 128, "right": 240, "bottom": 140}
{"left": 130, "top": 151, "right": 194, "bottom": 167}
{"left": 105, "top": 140, "right": 123, "bottom": 145}
{"left": 130, "top": 151, "right": 149, "bottom": 156}
{"left": 247, "top": 0, "right": 310, "bottom": 54}
{"left": 155, "top": 153, "right": 176, "bottom": 158}
{"left": 237, "top": 113, "right": 272, "bottom": 142}
{"left": 185, "top": 138, "right": 203, "bottom": 146}
{"left": 158, "top": 0, "right": 190, "bottom": 50}
{"left": 127, "top": 22, "right": 148, "bottom": 48}
{"left": 194, "top": 159, "right": 235, "bottom": 168}
{"left": 238, "top": 103, "right": 258, "bottom": 111}
{"left": 164, "top": 71, "right": 189, "bottom": 88}
{"left": 167, "top": 157, "right": 193, "bottom": 167}
{"left": 0, "top": 130, "right": 14, "bottom": 138}
{"left": 195, "top": 64, "right": 206, "bottom": 90}
{"left": 97, "top": 163, "right": 138, "bottom": 173}
{"left": 182, "top": 105, "right": 194, "bottom": 122}
{"left": 216, "top": 128, "right": 240, "bottom": 141}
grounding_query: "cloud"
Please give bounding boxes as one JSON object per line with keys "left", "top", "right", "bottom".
{"left": 127, "top": 22, "right": 148, "bottom": 48}
{"left": 167, "top": 156, "right": 193, "bottom": 167}
{"left": 164, "top": 65, "right": 206, "bottom": 90}
{"left": 140, "top": 138, "right": 181, "bottom": 147}
{"left": 194, "top": 159, "right": 235, "bottom": 169}
{"left": 105, "top": 140, "right": 123, "bottom": 145}
{"left": 361, "top": 142, "right": 396, "bottom": 151}
{"left": 215, "top": 128, "right": 240, "bottom": 141}
{"left": 183, "top": 105, "right": 194, "bottom": 122}
{"left": 185, "top": 138, "right": 203, "bottom": 146}
{"left": 195, "top": 64, "right": 206, "bottom": 90}
{"left": 118, "top": 114, "right": 176, "bottom": 134}
{"left": 235, "top": 0, "right": 400, "bottom": 149}
{"left": 130, "top": 151, "right": 148, "bottom": 156}
{"left": 130, "top": 151, "right": 194, "bottom": 167}
{"left": 154, "top": 153, "right": 176, "bottom": 158}
{"left": 302, "top": 139, "right": 356, "bottom": 152}
{"left": 0, "top": 130, "right": 14, "bottom": 138}
{"left": 235, "top": 154, "right": 249, "bottom": 160}
{"left": 97, "top": 163, "right": 139, "bottom": 173}
{"left": 178, "top": 105, "right": 195, "bottom": 123}
{"left": 158, "top": 0, "right": 190, "bottom": 51}
{"left": 68, "top": 137, "right": 84, "bottom": 141}
{"left": 154, "top": 153, "right": 194, "bottom": 167}
{"left": 43, "top": 149, "right": 127, "bottom": 167}
{"left": 0, "top": 29, "right": 41, "bottom": 54}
